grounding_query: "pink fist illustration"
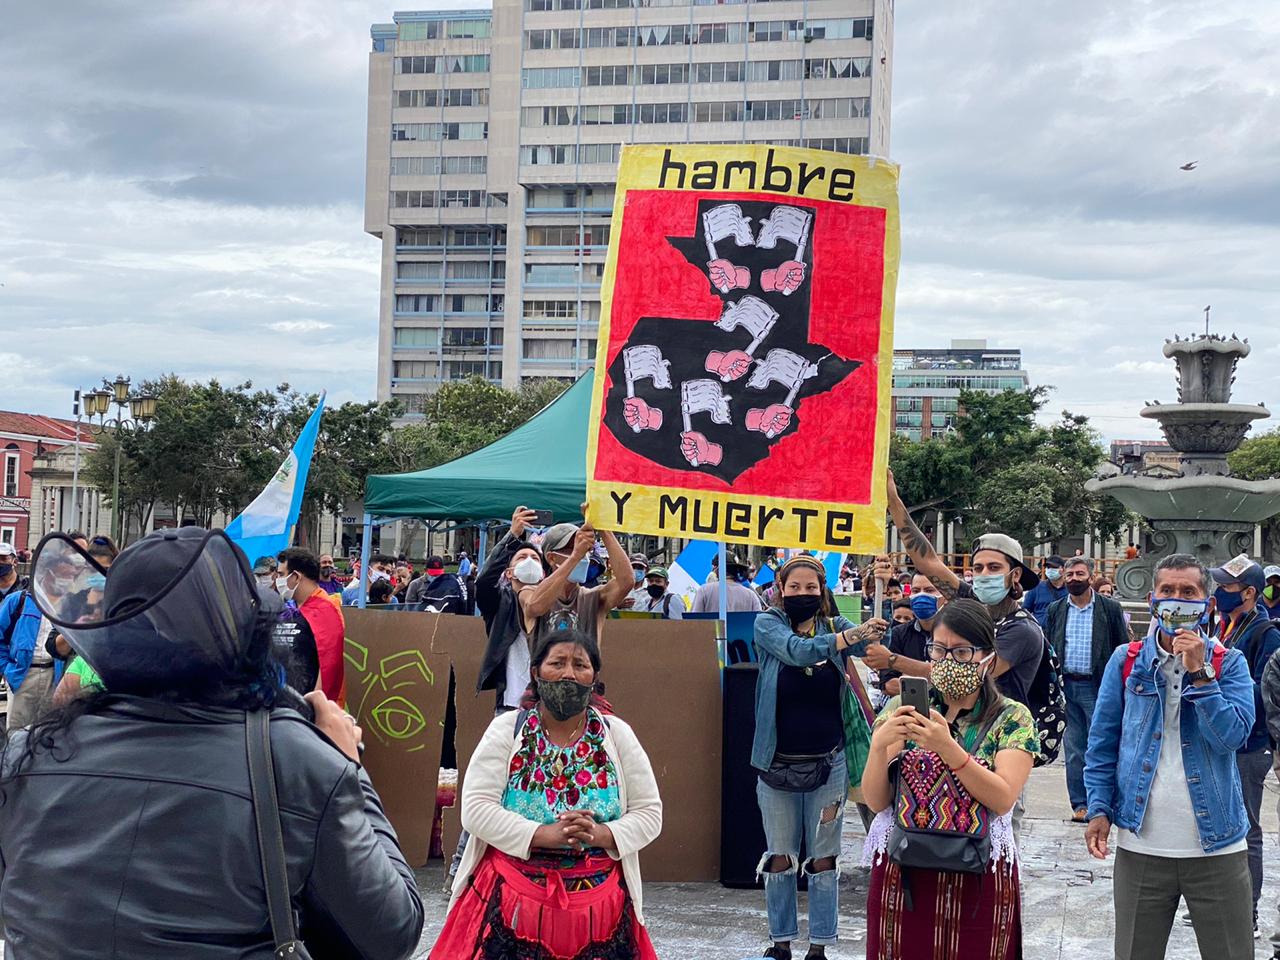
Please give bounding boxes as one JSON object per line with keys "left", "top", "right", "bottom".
{"left": 707, "top": 259, "right": 750, "bottom": 294}
{"left": 745, "top": 404, "right": 795, "bottom": 438}
{"left": 680, "top": 431, "right": 724, "bottom": 467}
{"left": 705, "top": 349, "right": 753, "bottom": 382}
{"left": 760, "top": 260, "right": 806, "bottom": 296}
{"left": 623, "top": 397, "right": 663, "bottom": 432}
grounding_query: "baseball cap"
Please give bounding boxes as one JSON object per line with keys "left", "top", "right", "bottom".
{"left": 1045, "top": 554, "right": 1065, "bottom": 568}
{"left": 725, "top": 552, "right": 749, "bottom": 573}
{"left": 0, "top": 543, "right": 15, "bottom": 559}
{"left": 1210, "top": 554, "right": 1266, "bottom": 593}
{"left": 1264, "top": 565, "right": 1280, "bottom": 581}
{"left": 252, "top": 555, "right": 276, "bottom": 575}
{"left": 426, "top": 556, "right": 446, "bottom": 575}
{"left": 542, "top": 523, "right": 580, "bottom": 553}
{"left": 971, "top": 533, "right": 1040, "bottom": 591}
{"left": 629, "top": 552, "right": 649, "bottom": 569}
{"left": 646, "top": 566, "right": 670, "bottom": 580}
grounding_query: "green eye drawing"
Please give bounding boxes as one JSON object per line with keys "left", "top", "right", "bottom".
{"left": 371, "top": 695, "right": 428, "bottom": 741}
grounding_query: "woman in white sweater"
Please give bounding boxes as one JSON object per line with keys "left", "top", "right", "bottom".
{"left": 431, "top": 629, "right": 664, "bottom": 960}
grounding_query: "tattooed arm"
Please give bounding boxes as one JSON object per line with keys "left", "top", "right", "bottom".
{"left": 886, "top": 470, "right": 960, "bottom": 600}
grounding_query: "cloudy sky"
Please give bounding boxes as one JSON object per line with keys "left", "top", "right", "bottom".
{"left": 2, "top": 1, "right": 1277, "bottom": 442}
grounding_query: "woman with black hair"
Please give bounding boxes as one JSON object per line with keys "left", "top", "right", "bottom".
{"left": 433, "top": 628, "right": 663, "bottom": 960}
{"left": 860, "top": 599, "right": 1039, "bottom": 960}
{"left": 0, "top": 527, "right": 424, "bottom": 959}
{"left": 751, "top": 554, "right": 889, "bottom": 960}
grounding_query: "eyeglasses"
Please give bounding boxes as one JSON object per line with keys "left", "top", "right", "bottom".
{"left": 926, "top": 642, "right": 983, "bottom": 663}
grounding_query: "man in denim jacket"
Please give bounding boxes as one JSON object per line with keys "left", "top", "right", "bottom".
{"left": 1084, "top": 553, "right": 1255, "bottom": 960}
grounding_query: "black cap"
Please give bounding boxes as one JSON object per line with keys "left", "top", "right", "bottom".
{"left": 1046, "top": 555, "right": 1065, "bottom": 568}
{"left": 105, "top": 526, "right": 220, "bottom": 619}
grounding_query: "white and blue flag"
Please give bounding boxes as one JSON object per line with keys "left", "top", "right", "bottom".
{"left": 226, "top": 395, "right": 325, "bottom": 565}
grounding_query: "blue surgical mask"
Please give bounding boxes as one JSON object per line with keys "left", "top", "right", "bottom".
{"left": 972, "top": 574, "right": 1010, "bottom": 606}
{"left": 910, "top": 593, "right": 939, "bottom": 621}
{"left": 1046, "top": 568, "right": 1062, "bottom": 583}
{"left": 1213, "top": 587, "right": 1245, "bottom": 617}
{"left": 1149, "top": 597, "right": 1210, "bottom": 636}
{"left": 86, "top": 574, "right": 107, "bottom": 590}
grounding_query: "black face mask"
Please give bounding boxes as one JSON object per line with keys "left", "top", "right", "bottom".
{"left": 536, "top": 677, "right": 594, "bottom": 721}
{"left": 1065, "top": 580, "right": 1091, "bottom": 597}
{"left": 646, "top": 584, "right": 665, "bottom": 599}
{"left": 783, "top": 594, "right": 822, "bottom": 626}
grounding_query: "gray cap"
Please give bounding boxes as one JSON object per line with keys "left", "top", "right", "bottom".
{"left": 0, "top": 542, "right": 15, "bottom": 558}
{"left": 971, "top": 533, "right": 1040, "bottom": 591}
{"left": 542, "top": 522, "right": 580, "bottom": 552}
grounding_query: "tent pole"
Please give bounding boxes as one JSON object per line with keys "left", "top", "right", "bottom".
{"left": 357, "top": 513, "right": 373, "bottom": 609}
{"left": 475, "top": 523, "right": 489, "bottom": 617}
{"left": 717, "top": 541, "right": 729, "bottom": 669}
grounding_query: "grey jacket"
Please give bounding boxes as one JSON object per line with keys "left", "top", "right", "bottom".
{"left": 0, "top": 698, "right": 423, "bottom": 960}
{"left": 1261, "top": 647, "right": 1280, "bottom": 748}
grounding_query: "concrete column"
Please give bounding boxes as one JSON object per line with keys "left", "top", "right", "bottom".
{"left": 934, "top": 511, "right": 945, "bottom": 552}
{"left": 1255, "top": 524, "right": 1263, "bottom": 556}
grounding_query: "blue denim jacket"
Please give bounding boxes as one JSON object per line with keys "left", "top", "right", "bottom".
{"left": 750, "top": 607, "right": 866, "bottom": 771}
{"left": 0, "top": 591, "right": 66, "bottom": 693}
{"left": 1084, "top": 632, "right": 1254, "bottom": 851}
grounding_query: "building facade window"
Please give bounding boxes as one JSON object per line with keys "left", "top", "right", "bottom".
{"left": 395, "top": 55, "right": 491, "bottom": 75}
{"left": 390, "top": 189, "right": 505, "bottom": 208}
{"left": 396, "top": 294, "right": 441, "bottom": 312}
{"left": 395, "top": 88, "right": 490, "bottom": 108}
{"left": 392, "top": 122, "right": 488, "bottom": 142}
{"left": 526, "top": 225, "right": 611, "bottom": 247}
{"left": 519, "top": 144, "right": 621, "bottom": 166}
{"left": 2, "top": 448, "right": 18, "bottom": 498}
{"left": 394, "top": 327, "right": 440, "bottom": 348}
{"left": 393, "top": 360, "right": 437, "bottom": 379}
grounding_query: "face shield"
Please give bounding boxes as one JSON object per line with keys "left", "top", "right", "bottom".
{"left": 28, "top": 528, "right": 265, "bottom": 698}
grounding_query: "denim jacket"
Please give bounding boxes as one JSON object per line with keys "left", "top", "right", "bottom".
{"left": 750, "top": 607, "right": 866, "bottom": 771}
{"left": 1084, "top": 632, "right": 1254, "bottom": 851}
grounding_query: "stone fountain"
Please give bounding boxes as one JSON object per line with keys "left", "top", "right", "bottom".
{"left": 1087, "top": 330, "right": 1280, "bottom": 598}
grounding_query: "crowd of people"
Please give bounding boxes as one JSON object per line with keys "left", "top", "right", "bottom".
{"left": 1, "top": 471, "right": 1280, "bottom": 960}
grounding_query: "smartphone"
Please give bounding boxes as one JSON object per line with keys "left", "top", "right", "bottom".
{"left": 530, "top": 509, "right": 554, "bottom": 527}
{"left": 900, "top": 676, "right": 930, "bottom": 717}
{"left": 566, "top": 554, "right": 591, "bottom": 584}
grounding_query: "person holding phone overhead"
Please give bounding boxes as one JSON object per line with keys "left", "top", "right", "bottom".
{"left": 860, "top": 599, "right": 1039, "bottom": 960}
{"left": 520, "top": 509, "right": 634, "bottom": 644}
{"left": 750, "top": 555, "right": 889, "bottom": 960}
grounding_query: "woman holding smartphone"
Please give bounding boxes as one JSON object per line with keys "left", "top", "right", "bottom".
{"left": 860, "top": 599, "right": 1039, "bottom": 960}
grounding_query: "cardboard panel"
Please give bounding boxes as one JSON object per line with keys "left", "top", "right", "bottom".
{"left": 436, "top": 622, "right": 493, "bottom": 870}
{"left": 343, "top": 608, "right": 475, "bottom": 867}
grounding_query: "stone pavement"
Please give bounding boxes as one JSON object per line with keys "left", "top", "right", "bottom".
{"left": 407, "top": 764, "right": 1280, "bottom": 958}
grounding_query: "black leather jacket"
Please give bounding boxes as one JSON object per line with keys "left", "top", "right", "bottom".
{"left": 0, "top": 698, "right": 423, "bottom": 959}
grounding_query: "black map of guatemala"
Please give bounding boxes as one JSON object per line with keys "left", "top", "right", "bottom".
{"left": 603, "top": 198, "right": 861, "bottom": 484}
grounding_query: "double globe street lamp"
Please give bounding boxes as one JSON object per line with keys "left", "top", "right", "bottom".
{"left": 83, "top": 375, "right": 156, "bottom": 544}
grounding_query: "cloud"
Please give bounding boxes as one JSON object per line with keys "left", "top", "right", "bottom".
{"left": 0, "top": 0, "right": 1277, "bottom": 450}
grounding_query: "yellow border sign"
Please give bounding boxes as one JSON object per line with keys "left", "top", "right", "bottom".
{"left": 585, "top": 144, "right": 900, "bottom": 553}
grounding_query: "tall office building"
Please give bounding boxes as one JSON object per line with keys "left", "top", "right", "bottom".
{"left": 891, "top": 339, "right": 1030, "bottom": 441}
{"left": 365, "top": 0, "right": 894, "bottom": 414}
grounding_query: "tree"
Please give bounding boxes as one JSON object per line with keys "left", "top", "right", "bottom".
{"left": 1229, "top": 428, "right": 1280, "bottom": 480}
{"left": 889, "top": 388, "right": 1132, "bottom": 550}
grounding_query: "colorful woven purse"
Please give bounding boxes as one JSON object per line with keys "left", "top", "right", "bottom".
{"left": 886, "top": 710, "right": 1002, "bottom": 876}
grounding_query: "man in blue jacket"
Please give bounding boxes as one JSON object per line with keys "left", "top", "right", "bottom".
{"left": 0, "top": 587, "right": 66, "bottom": 729}
{"left": 1023, "top": 553, "right": 1067, "bottom": 628}
{"left": 1084, "top": 553, "right": 1255, "bottom": 959}
{"left": 1210, "top": 554, "right": 1280, "bottom": 934}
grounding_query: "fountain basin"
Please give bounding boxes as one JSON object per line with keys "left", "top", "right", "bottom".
{"left": 1141, "top": 402, "right": 1269, "bottom": 454}
{"left": 1086, "top": 474, "right": 1280, "bottom": 525}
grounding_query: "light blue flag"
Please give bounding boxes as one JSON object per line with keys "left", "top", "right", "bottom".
{"left": 226, "top": 395, "right": 325, "bottom": 564}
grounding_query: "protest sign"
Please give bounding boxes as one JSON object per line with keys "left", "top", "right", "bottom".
{"left": 585, "top": 144, "right": 899, "bottom": 553}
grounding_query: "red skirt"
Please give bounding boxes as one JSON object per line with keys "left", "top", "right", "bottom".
{"left": 866, "top": 857, "right": 1022, "bottom": 960}
{"left": 429, "top": 848, "right": 659, "bottom": 960}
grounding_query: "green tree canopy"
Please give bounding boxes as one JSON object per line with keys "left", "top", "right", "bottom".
{"left": 1228, "top": 428, "right": 1280, "bottom": 481}
{"left": 889, "top": 387, "right": 1132, "bottom": 549}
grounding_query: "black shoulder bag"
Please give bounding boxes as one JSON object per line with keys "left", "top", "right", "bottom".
{"left": 246, "top": 710, "right": 314, "bottom": 960}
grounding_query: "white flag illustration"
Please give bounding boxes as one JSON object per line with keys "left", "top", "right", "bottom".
{"left": 715, "top": 296, "right": 779, "bottom": 342}
{"left": 623, "top": 344, "right": 673, "bottom": 391}
{"left": 747, "top": 349, "right": 821, "bottom": 392}
{"left": 756, "top": 206, "right": 812, "bottom": 260}
{"left": 681, "top": 379, "right": 733, "bottom": 425}
{"left": 702, "top": 204, "right": 755, "bottom": 260}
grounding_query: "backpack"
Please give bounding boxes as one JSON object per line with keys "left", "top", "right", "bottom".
{"left": 999, "top": 608, "right": 1065, "bottom": 768}
{"left": 1120, "top": 638, "right": 1228, "bottom": 688}
{"left": 887, "top": 706, "right": 1006, "bottom": 877}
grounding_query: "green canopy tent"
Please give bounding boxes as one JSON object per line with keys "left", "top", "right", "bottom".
{"left": 353, "top": 373, "right": 592, "bottom": 604}
{"left": 364, "top": 370, "right": 592, "bottom": 521}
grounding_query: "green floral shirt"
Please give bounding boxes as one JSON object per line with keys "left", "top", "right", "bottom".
{"left": 875, "top": 695, "right": 1039, "bottom": 766}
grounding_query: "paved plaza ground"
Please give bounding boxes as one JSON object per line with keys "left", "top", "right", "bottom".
{"left": 406, "top": 763, "right": 1280, "bottom": 959}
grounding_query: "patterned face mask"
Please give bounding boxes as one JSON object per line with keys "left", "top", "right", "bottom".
{"left": 930, "top": 653, "right": 994, "bottom": 701}
{"left": 536, "top": 678, "right": 593, "bottom": 721}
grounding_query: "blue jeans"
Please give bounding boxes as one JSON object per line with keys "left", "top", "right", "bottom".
{"left": 1064, "top": 677, "right": 1098, "bottom": 810}
{"left": 756, "top": 750, "right": 846, "bottom": 946}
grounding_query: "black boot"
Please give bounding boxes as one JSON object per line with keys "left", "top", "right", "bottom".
{"left": 763, "top": 944, "right": 791, "bottom": 960}
{"left": 805, "top": 946, "right": 826, "bottom": 960}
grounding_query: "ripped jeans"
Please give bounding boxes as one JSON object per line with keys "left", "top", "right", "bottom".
{"left": 756, "top": 749, "right": 846, "bottom": 946}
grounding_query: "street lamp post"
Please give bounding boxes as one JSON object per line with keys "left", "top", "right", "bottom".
{"left": 84, "top": 375, "right": 156, "bottom": 544}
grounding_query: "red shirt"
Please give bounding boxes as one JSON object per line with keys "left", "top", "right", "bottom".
{"left": 299, "top": 590, "right": 345, "bottom": 703}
